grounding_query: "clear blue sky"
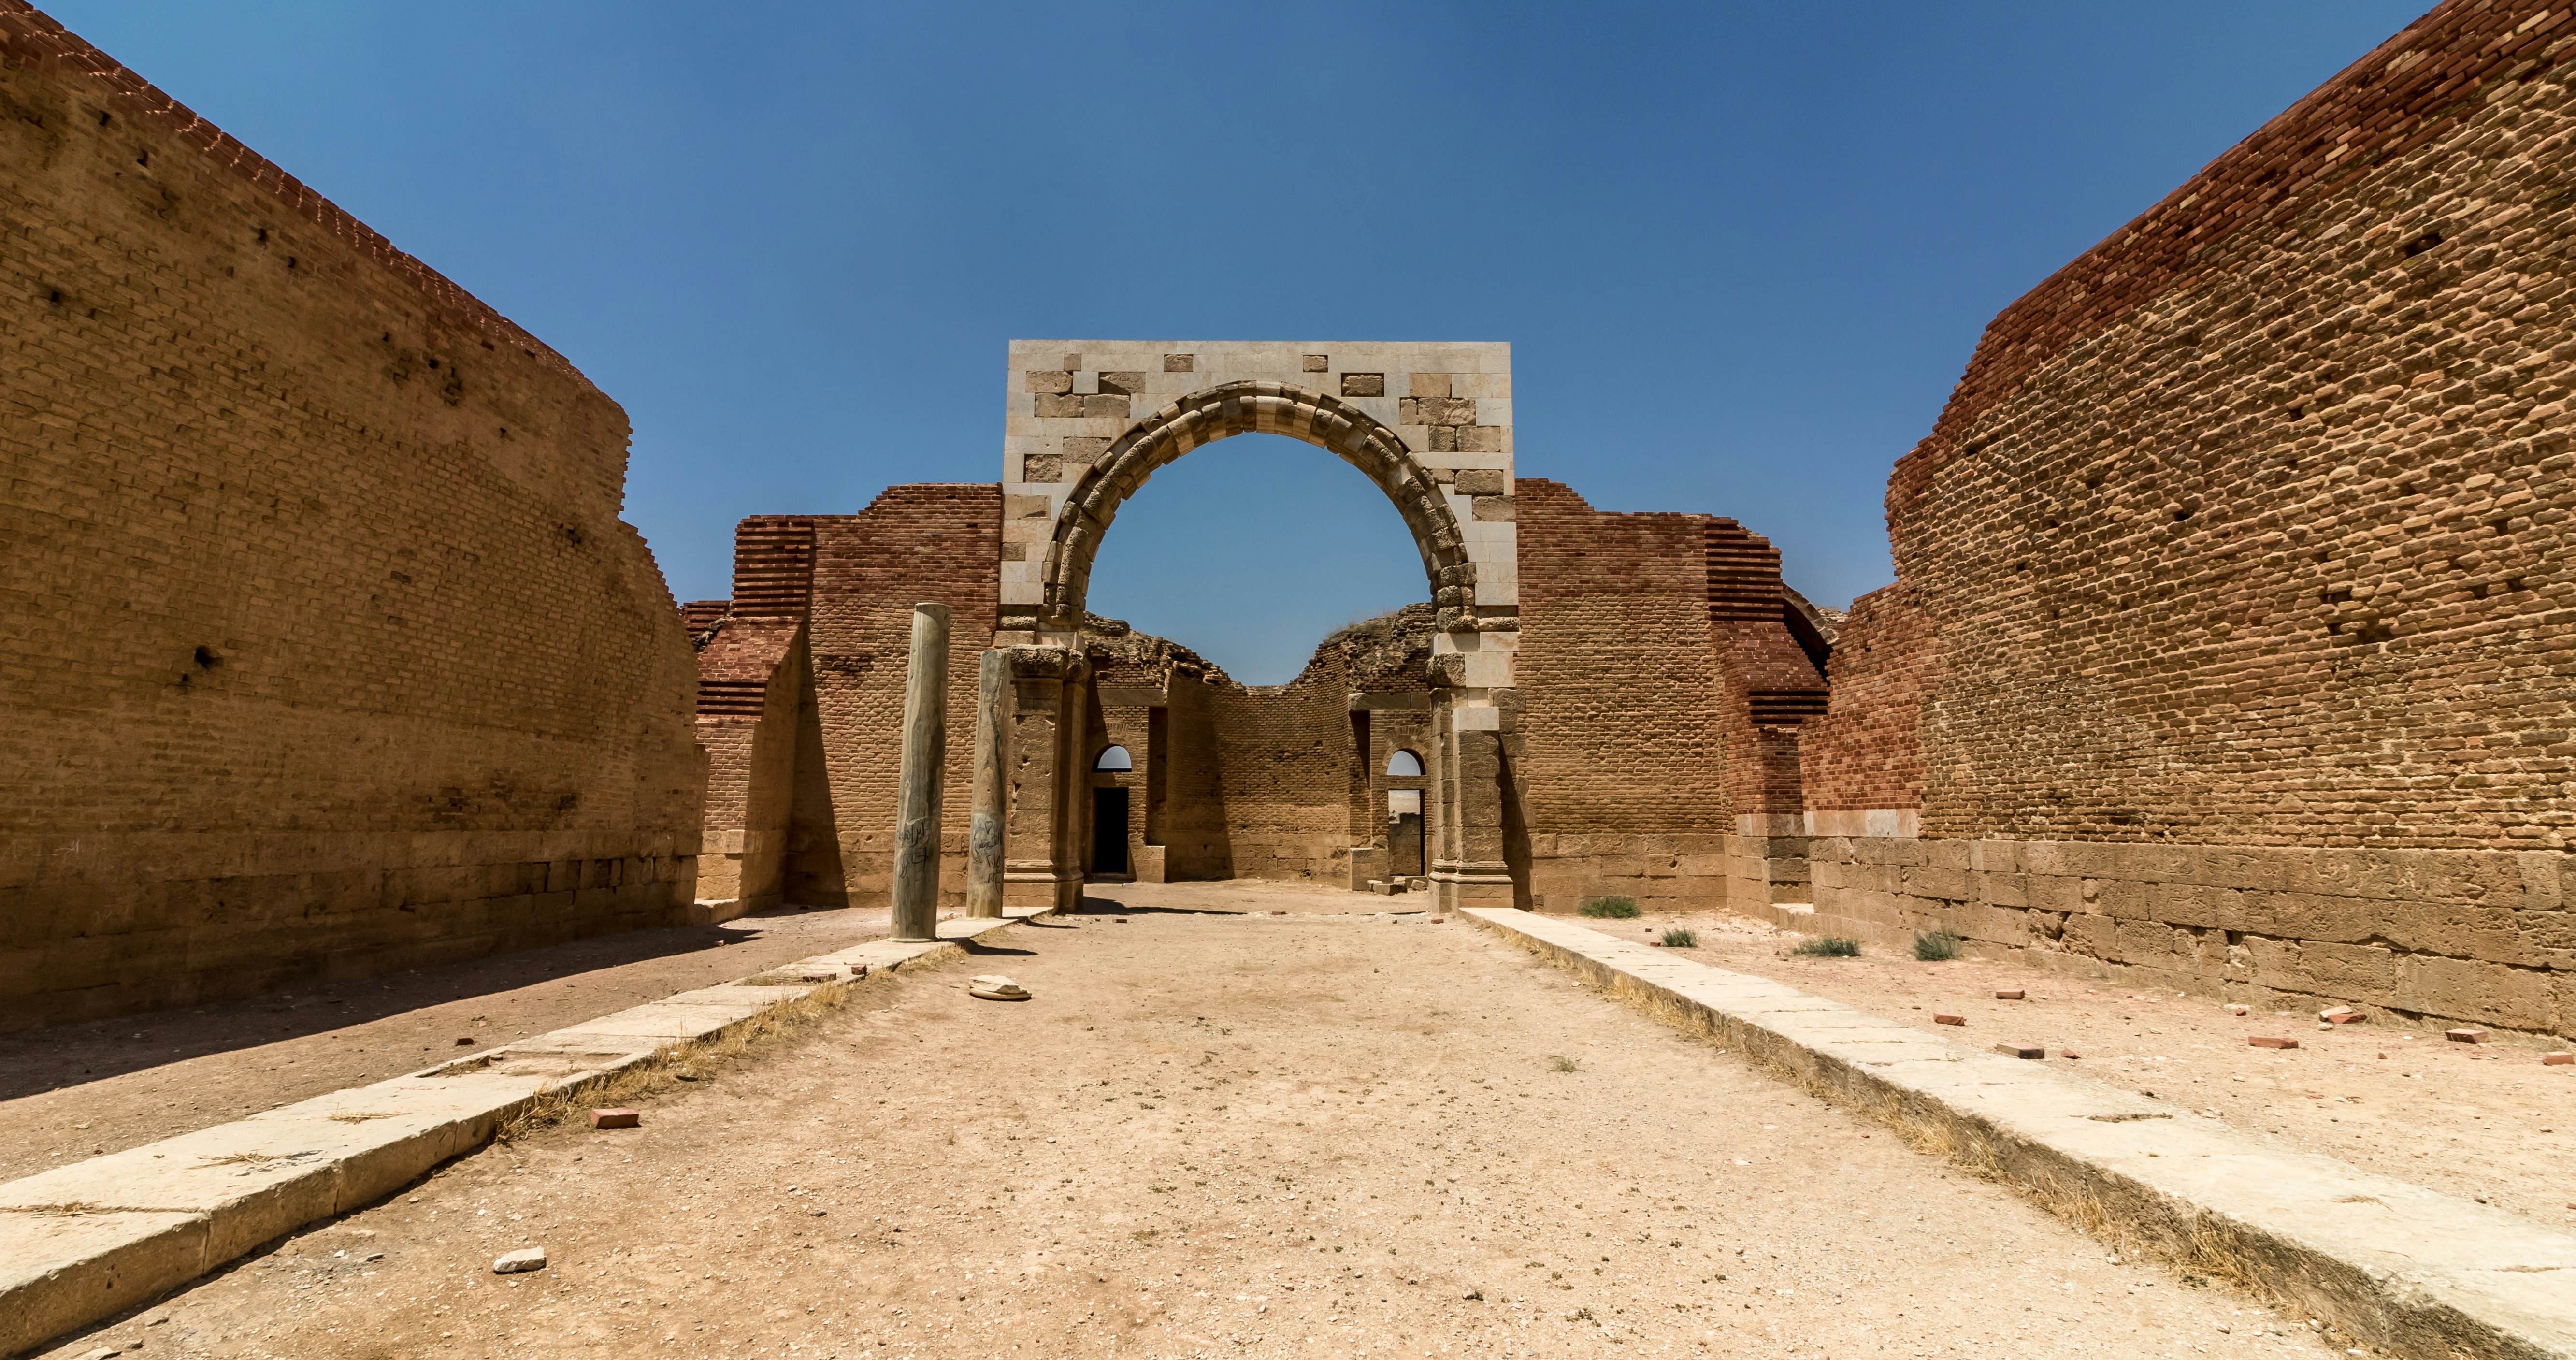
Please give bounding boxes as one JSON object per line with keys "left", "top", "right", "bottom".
{"left": 48, "top": 1, "right": 2426, "bottom": 682}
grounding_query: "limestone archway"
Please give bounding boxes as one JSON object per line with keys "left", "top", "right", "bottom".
{"left": 1034, "top": 380, "right": 1481, "bottom": 636}
{"left": 992, "top": 341, "right": 1524, "bottom": 917}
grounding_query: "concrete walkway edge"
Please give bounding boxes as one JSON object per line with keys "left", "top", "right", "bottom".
{"left": 0, "top": 909, "right": 1053, "bottom": 1357}
{"left": 1462, "top": 907, "right": 2576, "bottom": 1360}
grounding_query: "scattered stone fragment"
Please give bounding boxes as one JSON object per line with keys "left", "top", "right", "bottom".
{"left": 492, "top": 1247, "right": 547, "bottom": 1274}
{"left": 2447, "top": 1028, "right": 2490, "bottom": 1044}
{"left": 2060, "top": 1049, "right": 2081, "bottom": 1060}
{"left": 589, "top": 1108, "right": 640, "bottom": 1129}
{"left": 1994, "top": 1042, "right": 2044, "bottom": 1059}
{"left": 1994, "top": 989, "right": 2025, "bottom": 1000}
{"left": 1933, "top": 1013, "right": 1964, "bottom": 1026}
{"left": 454, "top": 1036, "right": 475, "bottom": 1046}
{"left": 2543, "top": 1052, "right": 2572, "bottom": 1066}
{"left": 2250, "top": 1036, "right": 2299, "bottom": 1050}
{"left": 2319, "top": 1007, "right": 2362, "bottom": 1025}
{"left": 967, "top": 975, "right": 1030, "bottom": 1001}
{"left": 2226, "top": 1004, "right": 2249, "bottom": 1016}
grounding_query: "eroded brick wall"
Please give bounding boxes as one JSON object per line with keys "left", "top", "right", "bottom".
{"left": 0, "top": 5, "right": 702, "bottom": 1031}
{"left": 790, "top": 486, "right": 1000, "bottom": 908}
{"left": 1809, "top": 0, "right": 2576, "bottom": 1036}
{"left": 1512, "top": 480, "right": 1742, "bottom": 911}
{"left": 1798, "top": 584, "right": 1939, "bottom": 829}
{"left": 1204, "top": 669, "right": 1365, "bottom": 883}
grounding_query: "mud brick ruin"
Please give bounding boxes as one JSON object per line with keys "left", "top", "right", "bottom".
{"left": 6, "top": 0, "right": 2576, "bottom": 1043}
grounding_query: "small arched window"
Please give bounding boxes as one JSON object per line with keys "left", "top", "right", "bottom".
{"left": 1094, "top": 745, "right": 1133, "bottom": 771}
{"left": 1385, "top": 749, "right": 1424, "bottom": 778}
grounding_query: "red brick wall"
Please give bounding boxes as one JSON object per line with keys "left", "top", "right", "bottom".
{"left": 1512, "top": 480, "right": 1740, "bottom": 908}
{"left": 0, "top": 6, "right": 702, "bottom": 1032}
{"left": 1890, "top": 0, "right": 2576, "bottom": 850}
{"left": 1798, "top": 585, "right": 1940, "bottom": 815}
{"left": 1204, "top": 667, "right": 1365, "bottom": 883}
{"left": 1800, "top": 0, "right": 2576, "bottom": 1036}
{"left": 790, "top": 486, "right": 1000, "bottom": 907}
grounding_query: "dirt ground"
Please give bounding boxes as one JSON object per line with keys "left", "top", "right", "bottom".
{"left": 0, "top": 905, "right": 895, "bottom": 1184}
{"left": 1621, "top": 909, "right": 2576, "bottom": 1230}
{"left": 37, "top": 881, "right": 2347, "bottom": 1359}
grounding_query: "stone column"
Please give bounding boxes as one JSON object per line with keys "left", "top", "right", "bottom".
{"left": 1426, "top": 662, "right": 1518, "bottom": 914}
{"left": 964, "top": 648, "right": 1010, "bottom": 918}
{"left": 889, "top": 603, "right": 949, "bottom": 942}
{"left": 1002, "top": 645, "right": 1086, "bottom": 912}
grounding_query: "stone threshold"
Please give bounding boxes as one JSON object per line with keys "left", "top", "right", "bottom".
{"left": 1462, "top": 907, "right": 2576, "bottom": 1360}
{"left": 0, "top": 909, "right": 1054, "bottom": 1357}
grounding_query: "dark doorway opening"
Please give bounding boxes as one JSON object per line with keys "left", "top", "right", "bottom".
{"left": 1092, "top": 787, "right": 1131, "bottom": 876}
{"left": 1388, "top": 790, "right": 1425, "bottom": 877}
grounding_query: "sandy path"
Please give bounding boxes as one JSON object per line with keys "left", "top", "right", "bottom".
{"left": 1622, "top": 909, "right": 2576, "bottom": 1231}
{"left": 0, "top": 906, "right": 895, "bottom": 1183}
{"left": 41, "top": 884, "right": 2341, "bottom": 1359}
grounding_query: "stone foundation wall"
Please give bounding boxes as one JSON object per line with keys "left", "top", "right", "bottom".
{"left": 1803, "top": 835, "right": 2575, "bottom": 1038}
{"left": 0, "top": 8, "right": 703, "bottom": 1033}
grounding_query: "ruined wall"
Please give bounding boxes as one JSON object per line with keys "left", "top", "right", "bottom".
{"left": 692, "top": 620, "right": 807, "bottom": 916}
{"left": 0, "top": 6, "right": 703, "bottom": 1032}
{"left": 1203, "top": 647, "right": 1374, "bottom": 885}
{"left": 1798, "top": 584, "right": 1939, "bottom": 833}
{"left": 1512, "top": 481, "right": 1742, "bottom": 912}
{"left": 689, "top": 518, "right": 819, "bottom": 918}
{"left": 790, "top": 487, "right": 999, "bottom": 909}
{"left": 1809, "top": 0, "right": 2576, "bottom": 1036}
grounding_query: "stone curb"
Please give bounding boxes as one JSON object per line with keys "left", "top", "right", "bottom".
{"left": 1462, "top": 908, "right": 2576, "bottom": 1360}
{"left": 0, "top": 910, "right": 1051, "bottom": 1357}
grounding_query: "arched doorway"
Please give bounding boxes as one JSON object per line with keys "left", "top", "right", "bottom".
{"left": 990, "top": 344, "right": 1525, "bottom": 915}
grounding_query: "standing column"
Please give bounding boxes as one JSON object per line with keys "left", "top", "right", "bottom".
{"left": 964, "top": 648, "right": 1010, "bottom": 918}
{"left": 889, "top": 603, "right": 950, "bottom": 942}
{"left": 1002, "top": 646, "right": 1084, "bottom": 912}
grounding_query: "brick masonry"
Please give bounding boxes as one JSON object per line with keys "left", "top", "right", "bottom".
{"left": 1516, "top": 481, "right": 1825, "bottom": 912}
{"left": 1800, "top": 0, "right": 2576, "bottom": 1037}
{"left": 698, "top": 459, "right": 1836, "bottom": 916}
{"left": 690, "top": 489, "right": 1000, "bottom": 913}
{"left": 0, "top": 4, "right": 704, "bottom": 1032}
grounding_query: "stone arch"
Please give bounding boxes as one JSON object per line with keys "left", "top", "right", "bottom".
{"left": 1036, "top": 380, "right": 1477, "bottom": 633}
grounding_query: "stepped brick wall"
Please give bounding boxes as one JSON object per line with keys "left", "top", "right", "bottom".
{"left": 789, "top": 487, "right": 1001, "bottom": 908}
{"left": 1806, "top": 0, "right": 2576, "bottom": 1037}
{"left": 1797, "top": 585, "right": 1940, "bottom": 829}
{"left": 0, "top": 4, "right": 702, "bottom": 1031}
{"left": 1512, "top": 481, "right": 1743, "bottom": 912}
